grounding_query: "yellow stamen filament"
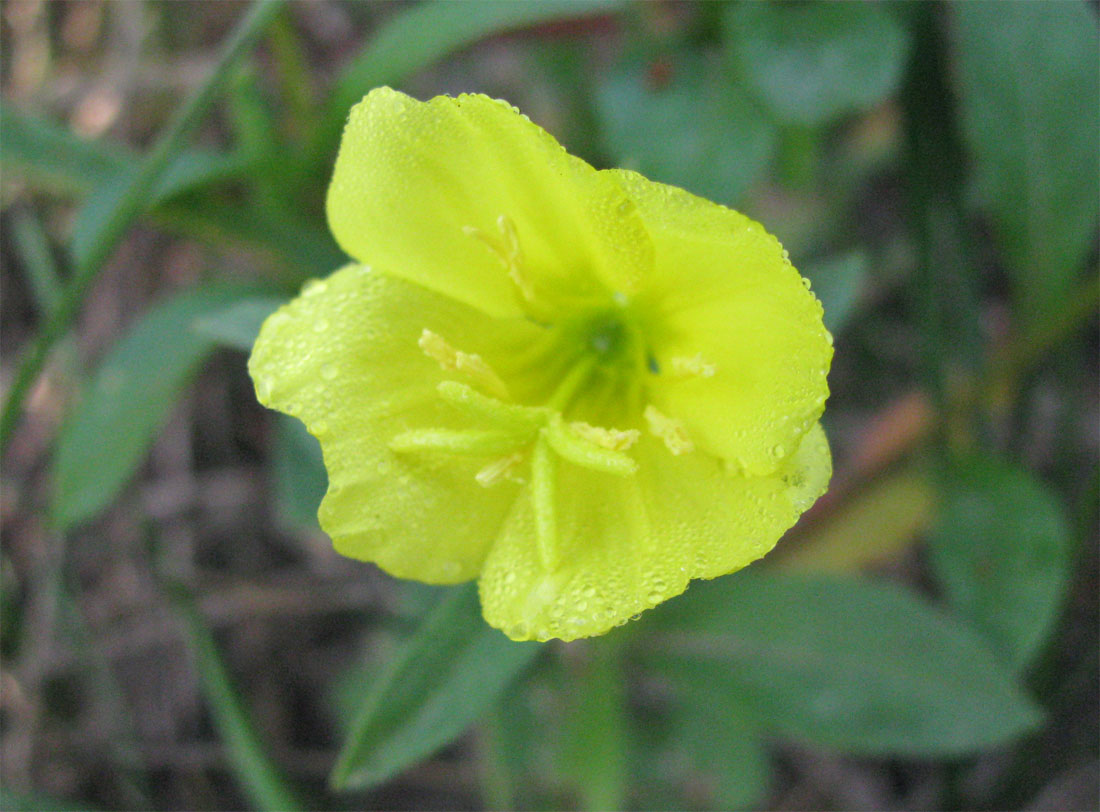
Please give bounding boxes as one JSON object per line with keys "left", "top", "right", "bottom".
{"left": 419, "top": 329, "right": 510, "bottom": 400}
{"left": 669, "top": 354, "right": 716, "bottom": 379}
{"left": 569, "top": 421, "right": 640, "bottom": 451}
{"left": 475, "top": 452, "right": 525, "bottom": 488}
{"left": 463, "top": 214, "right": 536, "bottom": 302}
{"left": 644, "top": 404, "right": 695, "bottom": 455}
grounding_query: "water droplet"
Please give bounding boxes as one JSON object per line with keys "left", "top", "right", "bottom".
{"left": 508, "top": 622, "right": 529, "bottom": 639}
{"left": 312, "top": 318, "right": 330, "bottom": 333}
{"left": 583, "top": 586, "right": 596, "bottom": 598}
{"left": 504, "top": 572, "right": 516, "bottom": 585}
{"left": 311, "top": 420, "right": 329, "bottom": 435}
{"left": 771, "top": 443, "right": 785, "bottom": 458}
{"left": 801, "top": 277, "right": 812, "bottom": 289}
{"left": 320, "top": 363, "right": 338, "bottom": 380}
{"left": 646, "top": 590, "right": 662, "bottom": 604}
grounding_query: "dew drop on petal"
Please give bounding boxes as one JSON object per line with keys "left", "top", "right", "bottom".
{"left": 320, "top": 363, "right": 338, "bottom": 381}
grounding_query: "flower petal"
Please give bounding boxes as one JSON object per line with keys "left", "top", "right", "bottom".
{"left": 479, "top": 426, "right": 832, "bottom": 641}
{"left": 609, "top": 169, "right": 832, "bottom": 476}
{"left": 327, "top": 88, "right": 653, "bottom": 319}
{"left": 249, "top": 265, "right": 544, "bottom": 583}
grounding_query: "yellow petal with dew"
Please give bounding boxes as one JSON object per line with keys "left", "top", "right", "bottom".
{"left": 610, "top": 169, "right": 833, "bottom": 476}
{"left": 327, "top": 88, "right": 653, "bottom": 320}
{"left": 248, "top": 265, "right": 545, "bottom": 583}
{"left": 479, "top": 425, "right": 832, "bottom": 641}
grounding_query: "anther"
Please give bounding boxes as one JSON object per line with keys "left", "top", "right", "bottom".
{"left": 644, "top": 405, "right": 695, "bottom": 455}
{"left": 669, "top": 354, "right": 717, "bottom": 379}
{"left": 419, "top": 329, "right": 510, "bottom": 400}
{"left": 569, "top": 421, "right": 640, "bottom": 451}
{"left": 464, "top": 215, "right": 536, "bottom": 302}
{"left": 475, "top": 453, "right": 525, "bottom": 487}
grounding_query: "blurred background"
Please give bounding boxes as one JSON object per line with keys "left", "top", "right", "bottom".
{"left": 1, "top": 1, "right": 1097, "bottom": 810}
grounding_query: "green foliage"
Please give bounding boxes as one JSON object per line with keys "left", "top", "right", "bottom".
{"left": 673, "top": 708, "right": 770, "bottom": 811}
{"left": 595, "top": 54, "right": 775, "bottom": 205}
{"left": 273, "top": 415, "right": 327, "bottom": 534}
{"left": 560, "top": 639, "right": 628, "bottom": 811}
{"left": 52, "top": 285, "right": 265, "bottom": 530}
{"left": 929, "top": 456, "right": 1072, "bottom": 672}
{"left": 171, "top": 587, "right": 302, "bottom": 811}
{"left": 725, "top": 2, "right": 909, "bottom": 126}
{"left": 192, "top": 295, "right": 287, "bottom": 353}
{"left": 803, "top": 250, "right": 869, "bottom": 335}
{"left": 645, "top": 571, "right": 1043, "bottom": 756}
{"left": 331, "top": 584, "right": 542, "bottom": 791}
{"left": 952, "top": 1, "right": 1100, "bottom": 324}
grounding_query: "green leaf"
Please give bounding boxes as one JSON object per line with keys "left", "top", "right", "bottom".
{"left": 171, "top": 587, "right": 301, "bottom": 811}
{"left": 928, "top": 456, "right": 1072, "bottom": 672}
{"left": 645, "top": 571, "right": 1043, "bottom": 757}
{"left": 0, "top": 104, "right": 250, "bottom": 206}
{"left": 804, "top": 250, "right": 869, "bottom": 335}
{"left": 674, "top": 706, "right": 770, "bottom": 812}
{"left": 331, "top": 584, "right": 542, "bottom": 791}
{"left": 726, "top": 2, "right": 909, "bottom": 126}
{"left": 272, "top": 414, "right": 326, "bottom": 533}
{"left": 594, "top": 54, "right": 776, "bottom": 206}
{"left": 0, "top": 102, "right": 125, "bottom": 194}
{"left": 951, "top": 1, "right": 1100, "bottom": 324}
{"left": 52, "top": 285, "right": 262, "bottom": 530}
{"left": 192, "top": 295, "right": 286, "bottom": 352}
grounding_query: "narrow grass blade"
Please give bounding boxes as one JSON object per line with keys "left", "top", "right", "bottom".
{"left": 331, "top": 584, "right": 542, "bottom": 791}
{"left": 170, "top": 587, "right": 302, "bottom": 812}
{"left": 0, "top": 0, "right": 285, "bottom": 455}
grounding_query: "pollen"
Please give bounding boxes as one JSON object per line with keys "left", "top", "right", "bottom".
{"left": 418, "top": 329, "right": 510, "bottom": 400}
{"left": 669, "top": 354, "right": 717, "bottom": 379}
{"left": 569, "top": 421, "right": 640, "bottom": 451}
{"left": 476, "top": 452, "right": 525, "bottom": 487}
{"left": 644, "top": 404, "right": 695, "bottom": 455}
{"left": 463, "top": 214, "right": 536, "bottom": 303}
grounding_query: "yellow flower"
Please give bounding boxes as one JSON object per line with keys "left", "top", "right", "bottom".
{"left": 249, "top": 88, "right": 833, "bottom": 642}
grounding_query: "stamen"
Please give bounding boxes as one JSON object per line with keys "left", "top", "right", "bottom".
{"left": 436, "top": 380, "right": 542, "bottom": 428}
{"left": 544, "top": 415, "right": 638, "bottom": 477}
{"left": 669, "top": 354, "right": 717, "bottom": 379}
{"left": 531, "top": 436, "right": 560, "bottom": 572}
{"left": 389, "top": 428, "right": 522, "bottom": 456}
{"left": 644, "top": 404, "right": 695, "bottom": 455}
{"left": 419, "top": 329, "right": 510, "bottom": 400}
{"left": 475, "top": 452, "right": 525, "bottom": 487}
{"left": 463, "top": 215, "right": 536, "bottom": 302}
{"left": 569, "top": 421, "right": 640, "bottom": 451}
